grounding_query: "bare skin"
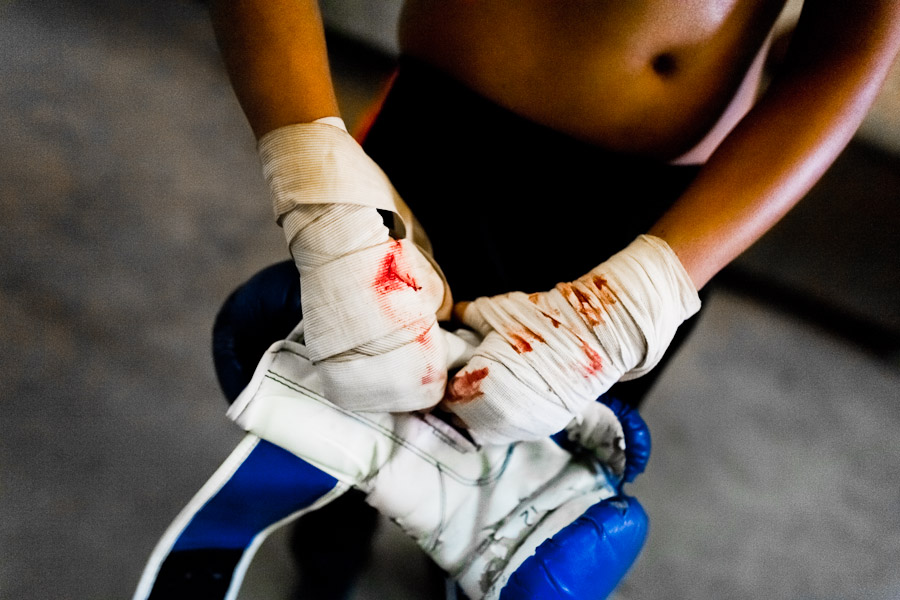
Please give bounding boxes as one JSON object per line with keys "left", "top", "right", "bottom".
{"left": 400, "top": 0, "right": 785, "bottom": 161}
{"left": 209, "top": 0, "right": 900, "bottom": 289}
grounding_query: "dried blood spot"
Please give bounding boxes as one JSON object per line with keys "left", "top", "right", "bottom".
{"left": 591, "top": 275, "right": 617, "bottom": 305}
{"left": 443, "top": 367, "right": 489, "bottom": 404}
{"left": 509, "top": 333, "right": 533, "bottom": 354}
{"left": 529, "top": 293, "right": 562, "bottom": 327}
{"left": 507, "top": 326, "right": 546, "bottom": 354}
{"left": 526, "top": 326, "right": 546, "bottom": 343}
{"left": 535, "top": 308, "right": 563, "bottom": 328}
{"left": 374, "top": 242, "right": 421, "bottom": 294}
{"left": 413, "top": 326, "right": 441, "bottom": 384}
{"left": 560, "top": 283, "right": 604, "bottom": 327}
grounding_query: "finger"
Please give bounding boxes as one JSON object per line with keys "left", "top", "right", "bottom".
{"left": 452, "top": 300, "right": 471, "bottom": 322}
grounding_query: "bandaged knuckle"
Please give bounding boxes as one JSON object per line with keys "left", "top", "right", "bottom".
{"left": 443, "top": 366, "right": 490, "bottom": 405}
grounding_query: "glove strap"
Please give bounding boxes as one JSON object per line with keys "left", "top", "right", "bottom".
{"left": 132, "top": 435, "right": 347, "bottom": 600}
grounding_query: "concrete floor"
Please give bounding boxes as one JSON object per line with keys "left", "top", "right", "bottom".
{"left": 2, "top": 2, "right": 899, "bottom": 599}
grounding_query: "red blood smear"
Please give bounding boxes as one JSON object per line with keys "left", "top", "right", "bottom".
{"left": 524, "top": 326, "right": 546, "bottom": 344}
{"left": 535, "top": 307, "right": 563, "bottom": 328}
{"left": 529, "top": 293, "right": 562, "bottom": 327}
{"left": 580, "top": 341, "right": 604, "bottom": 376}
{"left": 421, "top": 365, "right": 445, "bottom": 386}
{"left": 414, "top": 327, "right": 431, "bottom": 346}
{"left": 416, "top": 329, "right": 444, "bottom": 385}
{"left": 443, "top": 367, "right": 489, "bottom": 404}
{"left": 374, "top": 243, "right": 421, "bottom": 294}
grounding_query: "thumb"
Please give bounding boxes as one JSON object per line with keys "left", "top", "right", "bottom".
{"left": 455, "top": 299, "right": 494, "bottom": 337}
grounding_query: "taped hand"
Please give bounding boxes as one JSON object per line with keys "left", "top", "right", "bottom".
{"left": 444, "top": 235, "right": 700, "bottom": 445}
{"left": 258, "top": 118, "right": 452, "bottom": 413}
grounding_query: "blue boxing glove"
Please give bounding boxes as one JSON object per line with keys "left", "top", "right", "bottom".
{"left": 507, "top": 396, "right": 652, "bottom": 600}
{"left": 212, "top": 260, "right": 302, "bottom": 404}
{"left": 603, "top": 395, "right": 652, "bottom": 484}
{"left": 500, "top": 496, "right": 648, "bottom": 600}
{"left": 554, "top": 394, "right": 652, "bottom": 485}
{"left": 137, "top": 329, "right": 651, "bottom": 600}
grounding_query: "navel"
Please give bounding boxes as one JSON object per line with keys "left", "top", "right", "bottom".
{"left": 651, "top": 52, "right": 678, "bottom": 78}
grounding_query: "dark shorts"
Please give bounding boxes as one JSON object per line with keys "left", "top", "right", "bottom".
{"left": 362, "top": 57, "right": 707, "bottom": 407}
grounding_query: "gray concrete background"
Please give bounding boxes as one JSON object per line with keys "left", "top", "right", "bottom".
{"left": 320, "top": 0, "right": 403, "bottom": 55}
{"left": 2, "top": 1, "right": 899, "bottom": 599}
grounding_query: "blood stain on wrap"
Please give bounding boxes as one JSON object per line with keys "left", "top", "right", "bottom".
{"left": 580, "top": 341, "right": 604, "bottom": 376}
{"left": 543, "top": 312, "right": 563, "bottom": 329}
{"left": 418, "top": 334, "right": 443, "bottom": 385}
{"left": 443, "top": 367, "right": 489, "bottom": 404}
{"left": 592, "top": 275, "right": 618, "bottom": 306}
{"left": 412, "top": 325, "right": 444, "bottom": 385}
{"left": 529, "top": 293, "right": 563, "bottom": 327}
{"left": 375, "top": 242, "right": 421, "bottom": 294}
{"left": 508, "top": 327, "right": 546, "bottom": 354}
{"left": 413, "top": 325, "right": 432, "bottom": 346}
{"left": 421, "top": 365, "right": 444, "bottom": 385}
{"left": 559, "top": 283, "right": 605, "bottom": 327}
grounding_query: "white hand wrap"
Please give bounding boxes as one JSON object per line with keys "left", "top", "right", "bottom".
{"left": 445, "top": 235, "right": 700, "bottom": 445}
{"left": 258, "top": 118, "right": 451, "bottom": 412}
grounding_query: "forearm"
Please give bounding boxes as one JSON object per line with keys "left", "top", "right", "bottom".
{"left": 650, "top": 0, "right": 900, "bottom": 289}
{"left": 209, "top": 0, "right": 339, "bottom": 139}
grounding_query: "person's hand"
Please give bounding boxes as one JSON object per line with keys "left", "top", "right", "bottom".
{"left": 259, "top": 118, "right": 452, "bottom": 412}
{"left": 443, "top": 235, "right": 700, "bottom": 445}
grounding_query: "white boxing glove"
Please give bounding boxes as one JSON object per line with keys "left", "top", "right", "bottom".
{"left": 224, "top": 324, "right": 626, "bottom": 600}
{"left": 134, "top": 324, "right": 646, "bottom": 600}
{"left": 258, "top": 118, "right": 452, "bottom": 412}
{"left": 444, "top": 234, "right": 700, "bottom": 445}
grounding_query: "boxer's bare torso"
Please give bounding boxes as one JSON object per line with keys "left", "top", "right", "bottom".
{"left": 400, "top": 0, "right": 789, "bottom": 162}
{"left": 210, "top": 0, "right": 900, "bottom": 286}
